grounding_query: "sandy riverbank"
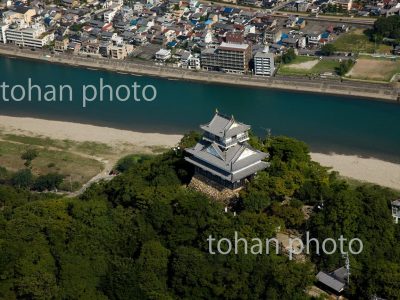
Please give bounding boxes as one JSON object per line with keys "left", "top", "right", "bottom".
{"left": 0, "top": 115, "right": 398, "bottom": 190}
{"left": 0, "top": 115, "right": 182, "bottom": 148}
{"left": 311, "top": 153, "right": 400, "bottom": 190}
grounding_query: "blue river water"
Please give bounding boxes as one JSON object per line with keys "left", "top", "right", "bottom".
{"left": 0, "top": 56, "right": 399, "bottom": 162}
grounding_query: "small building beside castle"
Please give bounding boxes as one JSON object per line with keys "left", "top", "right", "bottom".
{"left": 392, "top": 199, "right": 400, "bottom": 224}
{"left": 185, "top": 111, "right": 269, "bottom": 190}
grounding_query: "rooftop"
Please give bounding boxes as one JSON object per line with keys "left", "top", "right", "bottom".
{"left": 185, "top": 140, "right": 268, "bottom": 182}
{"left": 392, "top": 199, "right": 400, "bottom": 206}
{"left": 200, "top": 112, "right": 251, "bottom": 138}
{"left": 316, "top": 271, "right": 346, "bottom": 293}
{"left": 219, "top": 41, "right": 249, "bottom": 51}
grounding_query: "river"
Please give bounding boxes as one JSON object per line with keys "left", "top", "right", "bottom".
{"left": 0, "top": 56, "right": 399, "bottom": 162}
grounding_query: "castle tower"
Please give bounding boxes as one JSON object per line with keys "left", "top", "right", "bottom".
{"left": 185, "top": 111, "right": 269, "bottom": 190}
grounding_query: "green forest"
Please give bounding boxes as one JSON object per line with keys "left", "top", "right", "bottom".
{"left": 0, "top": 133, "right": 399, "bottom": 299}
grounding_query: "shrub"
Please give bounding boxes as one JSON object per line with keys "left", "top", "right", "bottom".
{"left": 11, "top": 169, "right": 33, "bottom": 189}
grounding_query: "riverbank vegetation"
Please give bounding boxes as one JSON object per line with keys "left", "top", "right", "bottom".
{"left": 336, "top": 59, "right": 355, "bottom": 76}
{"left": 0, "top": 132, "right": 399, "bottom": 299}
{"left": 371, "top": 15, "right": 400, "bottom": 41}
{"left": 333, "top": 28, "right": 392, "bottom": 54}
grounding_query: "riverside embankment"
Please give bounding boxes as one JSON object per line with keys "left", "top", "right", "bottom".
{"left": 0, "top": 44, "right": 398, "bottom": 102}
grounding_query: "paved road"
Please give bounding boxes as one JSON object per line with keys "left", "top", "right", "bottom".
{"left": 199, "top": 0, "right": 375, "bottom": 26}
{"left": 272, "top": 14, "right": 375, "bottom": 26}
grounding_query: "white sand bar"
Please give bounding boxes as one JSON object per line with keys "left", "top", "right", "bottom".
{"left": 0, "top": 115, "right": 182, "bottom": 147}
{"left": 311, "top": 153, "right": 400, "bottom": 190}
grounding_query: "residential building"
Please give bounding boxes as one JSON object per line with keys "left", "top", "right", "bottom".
{"left": 80, "top": 42, "right": 101, "bottom": 57}
{"left": 155, "top": 48, "right": 171, "bottom": 61}
{"left": 316, "top": 267, "right": 348, "bottom": 295}
{"left": 392, "top": 199, "right": 400, "bottom": 224}
{"left": 254, "top": 50, "right": 275, "bottom": 76}
{"left": 99, "top": 41, "right": 112, "bottom": 57}
{"left": 0, "top": 23, "right": 8, "bottom": 44}
{"left": 5, "top": 23, "right": 54, "bottom": 48}
{"left": 308, "top": 32, "right": 322, "bottom": 45}
{"left": 104, "top": 10, "right": 117, "bottom": 23}
{"left": 110, "top": 43, "right": 133, "bottom": 59}
{"left": 333, "top": 0, "right": 353, "bottom": 11}
{"left": 7, "top": 7, "right": 36, "bottom": 24}
{"left": 201, "top": 42, "right": 251, "bottom": 73}
{"left": 188, "top": 56, "right": 201, "bottom": 69}
{"left": 185, "top": 111, "right": 269, "bottom": 189}
{"left": 297, "top": 0, "right": 310, "bottom": 12}
{"left": 133, "top": 34, "right": 147, "bottom": 45}
{"left": 264, "top": 27, "right": 282, "bottom": 44}
{"left": 282, "top": 36, "right": 298, "bottom": 48}
{"left": 298, "top": 36, "right": 306, "bottom": 48}
{"left": 54, "top": 36, "right": 69, "bottom": 51}
{"left": 218, "top": 42, "right": 251, "bottom": 73}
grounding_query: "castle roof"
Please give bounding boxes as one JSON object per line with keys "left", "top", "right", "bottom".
{"left": 185, "top": 139, "right": 268, "bottom": 182}
{"left": 200, "top": 112, "right": 250, "bottom": 138}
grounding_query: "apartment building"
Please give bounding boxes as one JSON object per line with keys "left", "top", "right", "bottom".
{"left": 5, "top": 23, "right": 54, "bottom": 48}
{"left": 201, "top": 42, "right": 251, "bottom": 74}
{"left": 2, "top": 7, "right": 36, "bottom": 25}
{"left": 254, "top": 51, "right": 275, "bottom": 76}
{"left": 0, "top": 23, "right": 8, "bottom": 43}
{"left": 104, "top": 10, "right": 117, "bottom": 23}
{"left": 333, "top": 0, "right": 353, "bottom": 11}
{"left": 110, "top": 44, "right": 133, "bottom": 59}
{"left": 264, "top": 28, "right": 282, "bottom": 44}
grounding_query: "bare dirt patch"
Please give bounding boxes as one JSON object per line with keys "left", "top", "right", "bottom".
{"left": 347, "top": 58, "right": 400, "bottom": 81}
{"left": 289, "top": 60, "right": 319, "bottom": 70}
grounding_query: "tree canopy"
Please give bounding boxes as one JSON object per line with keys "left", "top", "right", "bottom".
{"left": 373, "top": 15, "right": 400, "bottom": 40}
{"left": 0, "top": 134, "right": 398, "bottom": 299}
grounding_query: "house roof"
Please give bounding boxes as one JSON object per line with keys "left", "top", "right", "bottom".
{"left": 392, "top": 199, "right": 400, "bottom": 206}
{"left": 316, "top": 271, "right": 346, "bottom": 293}
{"left": 200, "top": 112, "right": 250, "bottom": 138}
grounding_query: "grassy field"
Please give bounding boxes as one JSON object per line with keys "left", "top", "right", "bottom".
{"left": 2, "top": 134, "right": 113, "bottom": 156}
{"left": 278, "top": 56, "right": 341, "bottom": 76}
{"left": 333, "top": 29, "right": 392, "bottom": 54}
{"left": 346, "top": 56, "right": 400, "bottom": 81}
{"left": 0, "top": 131, "right": 166, "bottom": 191}
{"left": 0, "top": 140, "right": 103, "bottom": 190}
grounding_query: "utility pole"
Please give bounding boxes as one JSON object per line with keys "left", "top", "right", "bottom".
{"left": 344, "top": 252, "right": 350, "bottom": 286}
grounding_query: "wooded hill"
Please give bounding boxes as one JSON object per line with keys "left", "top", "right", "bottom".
{"left": 0, "top": 133, "right": 399, "bottom": 299}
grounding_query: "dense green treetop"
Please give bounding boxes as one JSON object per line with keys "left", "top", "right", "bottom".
{"left": 0, "top": 134, "right": 398, "bottom": 299}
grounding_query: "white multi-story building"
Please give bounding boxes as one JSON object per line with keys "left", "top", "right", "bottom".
{"left": 187, "top": 56, "right": 200, "bottom": 70}
{"left": 254, "top": 50, "right": 275, "bottom": 77}
{"left": 104, "top": 10, "right": 117, "bottom": 23}
{"left": 5, "top": 23, "right": 54, "bottom": 48}
{"left": 0, "top": 24, "right": 9, "bottom": 43}
{"left": 392, "top": 200, "right": 400, "bottom": 224}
